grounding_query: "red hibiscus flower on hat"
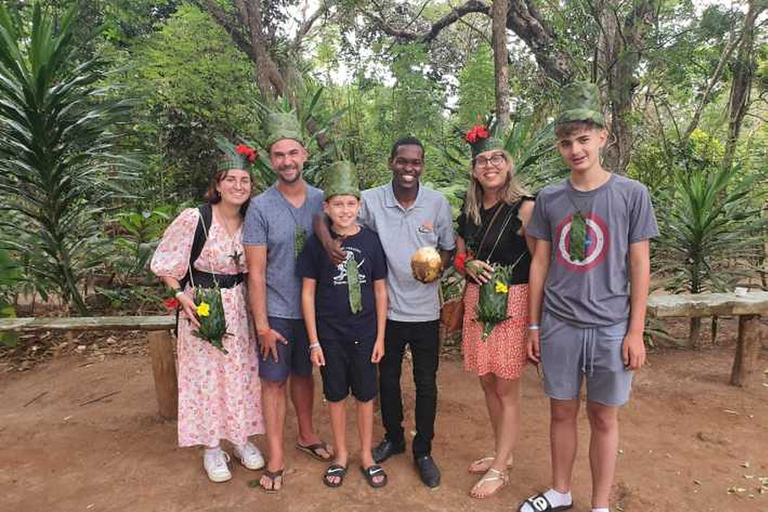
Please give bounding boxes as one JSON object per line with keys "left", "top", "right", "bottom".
{"left": 465, "top": 125, "right": 489, "bottom": 143}
{"left": 235, "top": 144, "right": 257, "bottom": 163}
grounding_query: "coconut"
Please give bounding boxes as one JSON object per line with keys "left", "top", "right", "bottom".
{"left": 410, "top": 246, "right": 443, "bottom": 283}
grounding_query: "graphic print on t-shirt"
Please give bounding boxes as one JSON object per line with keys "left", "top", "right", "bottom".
{"left": 333, "top": 248, "right": 368, "bottom": 286}
{"left": 555, "top": 212, "right": 610, "bottom": 273}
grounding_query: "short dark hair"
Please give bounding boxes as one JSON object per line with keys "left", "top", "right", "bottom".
{"left": 554, "top": 120, "right": 605, "bottom": 139}
{"left": 389, "top": 136, "right": 425, "bottom": 161}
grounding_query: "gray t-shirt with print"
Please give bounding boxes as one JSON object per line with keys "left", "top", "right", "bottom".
{"left": 360, "top": 182, "right": 456, "bottom": 322}
{"left": 243, "top": 184, "right": 324, "bottom": 319}
{"left": 526, "top": 174, "right": 658, "bottom": 327}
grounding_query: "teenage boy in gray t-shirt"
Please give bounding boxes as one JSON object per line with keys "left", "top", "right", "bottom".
{"left": 519, "top": 82, "right": 658, "bottom": 512}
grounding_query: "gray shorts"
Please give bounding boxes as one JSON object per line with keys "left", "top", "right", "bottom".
{"left": 540, "top": 312, "right": 633, "bottom": 406}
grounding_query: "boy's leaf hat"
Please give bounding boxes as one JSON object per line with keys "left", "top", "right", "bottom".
{"left": 322, "top": 161, "right": 360, "bottom": 200}
{"left": 556, "top": 81, "right": 606, "bottom": 127}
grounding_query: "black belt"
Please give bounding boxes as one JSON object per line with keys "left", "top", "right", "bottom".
{"left": 190, "top": 270, "right": 245, "bottom": 289}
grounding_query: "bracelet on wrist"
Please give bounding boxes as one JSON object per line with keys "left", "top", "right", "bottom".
{"left": 528, "top": 324, "right": 540, "bottom": 330}
{"left": 308, "top": 343, "right": 321, "bottom": 351}
{"left": 174, "top": 290, "right": 185, "bottom": 298}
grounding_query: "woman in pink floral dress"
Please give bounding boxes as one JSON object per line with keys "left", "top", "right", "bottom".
{"left": 151, "top": 142, "right": 265, "bottom": 483}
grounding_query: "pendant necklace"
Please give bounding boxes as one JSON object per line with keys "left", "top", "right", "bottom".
{"left": 280, "top": 193, "right": 308, "bottom": 260}
{"left": 216, "top": 210, "right": 243, "bottom": 268}
{"left": 564, "top": 180, "right": 603, "bottom": 262}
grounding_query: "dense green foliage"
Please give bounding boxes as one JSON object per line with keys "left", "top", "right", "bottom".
{"left": 0, "top": 3, "right": 135, "bottom": 315}
{"left": 0, "top": 0, "right": 765, "bottom": 317}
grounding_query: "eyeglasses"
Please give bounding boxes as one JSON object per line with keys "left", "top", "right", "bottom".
{"left": 475, "top": 154, "right": 507, "bottom": 167}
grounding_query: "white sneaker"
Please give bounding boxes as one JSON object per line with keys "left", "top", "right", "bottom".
{"left": 203, "top": 449, "right": 232, "bottom": 483}
{"left": 233, "top": 441, "right": 265, "bottom": 470}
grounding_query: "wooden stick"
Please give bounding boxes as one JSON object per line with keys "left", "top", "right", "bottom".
{"left": 80, "top": 391, "right": 120, "bottom": 406}
{"left": 24, "top": 391, "right": 48, "bottom": 407}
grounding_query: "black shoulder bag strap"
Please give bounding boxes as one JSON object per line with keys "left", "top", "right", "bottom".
{"left": 174, "top": 204, "right": 213, "bottom": 335}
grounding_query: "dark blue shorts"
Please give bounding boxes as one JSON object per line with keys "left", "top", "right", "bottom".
{"left": 319, "top": 337, "right": 378, "bottom": 403}
{"left": 258, "top": 317, "right": 313, "bottom": 382}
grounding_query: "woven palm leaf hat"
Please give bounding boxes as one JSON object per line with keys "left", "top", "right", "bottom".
{"left": 322, "top": 161, "right": 360, "bottom": 201}
{"left": 215, "top": 138, "right": 257, "bottom": 172}
{"left": 556, "top": 81, "right": 606, "bottom": 127}
{"left": 263, "top": 111, "right": 304, "bottom": 151}
{"left": 465, "top": 120, "right": 505, "bottom": 158}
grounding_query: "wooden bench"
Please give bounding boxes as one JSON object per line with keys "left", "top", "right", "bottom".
{"left": 646, "top": 291, "right": 768, "bottom": 387}
{"left": 0, "top": 315, "right": 178, "bottom": 419}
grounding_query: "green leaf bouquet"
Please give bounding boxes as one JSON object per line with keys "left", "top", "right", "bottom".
{"left": 474, "top": 264, "right": 514, "bottom": 340}
{"left": 192, "top": 287, "right": 231, "bottom": 354}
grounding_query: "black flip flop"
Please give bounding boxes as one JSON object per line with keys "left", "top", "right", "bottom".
{"left": 360, "top": 464, "right": 387, "bottom": 488}
{"left": 519, "top": 492, "right": 573, "bottom": 512}
{"left": 295, "top": 440, "right": 333, "bottom": 461}
{"left": 257, "top": 468, "right": 284, "bottom": 494}
{"left": 323, "top": 464, "right": 347, "bottom": 488}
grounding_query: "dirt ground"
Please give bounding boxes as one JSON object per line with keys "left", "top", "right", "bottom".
{"left": 1, "top": 320, "right": 767, "bottom": 512}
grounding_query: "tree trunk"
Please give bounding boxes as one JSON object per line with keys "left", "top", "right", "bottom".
{"left": 722, "top": 0, "right": 764, "bottom": 172}
{"left": 240, "top": 0, "right": 286, "bottom": 100}
{"left": 492, "top": 0, "right": 510, "bottom": 129}
{"left": 600, "top": 1, "right": 656, "bottom": 175}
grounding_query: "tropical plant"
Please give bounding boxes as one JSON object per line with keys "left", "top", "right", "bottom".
{"left": 92, "top": 205, "right": 175, "bottom": 313}
{"left": 654, "top": 163, "right": 767, "bottom": 345}
{"left": 0, "top": 2, "right": 135, "bottom": 315}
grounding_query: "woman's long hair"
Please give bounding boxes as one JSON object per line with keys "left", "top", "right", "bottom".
{"left": 204, "top": 169, "right": 252, "bottom": 217}
{"left": 464, "top": 150, "right": 528, "bottom": 226}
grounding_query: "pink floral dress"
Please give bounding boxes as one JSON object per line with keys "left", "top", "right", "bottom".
{"left": 151, "top": 208, "right": 264, "bottom": 447}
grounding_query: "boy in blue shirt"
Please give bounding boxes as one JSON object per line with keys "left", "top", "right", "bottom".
{"left": 299, "top": 161, "right": 389, "bottom": 488}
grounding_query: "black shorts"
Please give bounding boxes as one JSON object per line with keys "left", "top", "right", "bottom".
{"left": 319, "top": 337, "right": 378, "bottom": 403}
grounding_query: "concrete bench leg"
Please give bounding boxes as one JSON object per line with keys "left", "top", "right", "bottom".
{"left": 729, "top": 315, "right": 763, "bottom": 387}
{"left": 148, "top": 330, "right": 178, "bottom": 419}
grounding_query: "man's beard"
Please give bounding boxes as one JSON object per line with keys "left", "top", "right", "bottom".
{"left": 277, "top": 166, "right": 302, "bottom": 184}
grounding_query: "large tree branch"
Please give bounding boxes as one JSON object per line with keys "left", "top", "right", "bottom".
{"left": 681, "top": 30, "right": 742, "bottom": 142}
{"left": 506, "top": 0, "right": 572, "bottom": 83}
{"left": 292, "top": 1, "right": 331, "bottom": 51}
{"left": 365, "top": 0, "right": 572, "bottom": 82}
{"left": 193, "top": 0, "right": 256, "bottom": 61}
{"left": 365, "top": 0, "right": 490, "bottom": 43}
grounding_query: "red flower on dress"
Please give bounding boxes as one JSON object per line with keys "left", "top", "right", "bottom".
{"left": 163, "top": 297, "right": 180, "bottom": 310}
{"left": 235, "top": 144, "right": 257, "bottom": 163}
{"left": 465, "top": 125, "right": 489, "bottom": 144}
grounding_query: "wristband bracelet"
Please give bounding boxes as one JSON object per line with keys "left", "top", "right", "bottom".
{"left": 308, "top": 343, "right": 321, "bottom": 351}
{"left": 174, "top": 290, "right": 185, "bottom": 299}
{"left": 528, "top": 324, "right": 540, "bottom": 330}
